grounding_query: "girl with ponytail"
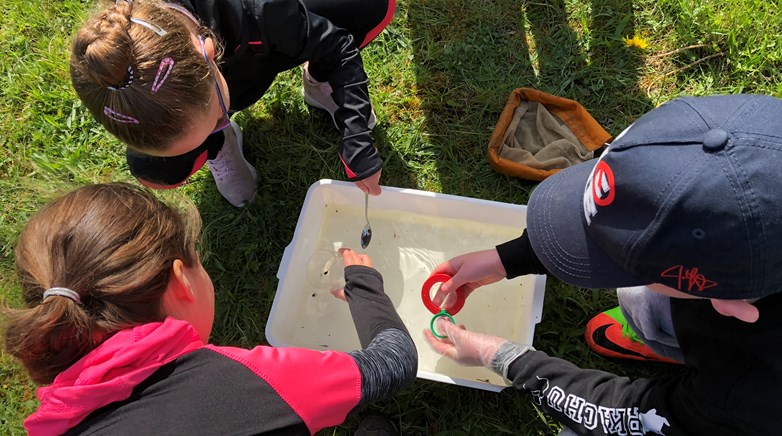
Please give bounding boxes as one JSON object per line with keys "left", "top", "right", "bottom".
{"left": 5, "top": 183, "right": 416, "bottom": 434}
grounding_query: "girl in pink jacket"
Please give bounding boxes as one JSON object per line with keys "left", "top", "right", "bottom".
{"left": 5, "top": 183, "right": 415, "bottom": 435}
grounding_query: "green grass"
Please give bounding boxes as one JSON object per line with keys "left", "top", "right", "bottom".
{"left": 1, "top": 0, "right": 781, "bottom": 434}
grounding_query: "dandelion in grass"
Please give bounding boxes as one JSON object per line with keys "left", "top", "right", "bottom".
{"left": 623, "top": 35, "right": 649, "bottom": 50}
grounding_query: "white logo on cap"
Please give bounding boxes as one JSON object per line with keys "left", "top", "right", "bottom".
{"left": 583, "top": 147, "right": 614, "bottom": 225}
{"left": 582, "top": 123, "right": 636, "bottom": 226}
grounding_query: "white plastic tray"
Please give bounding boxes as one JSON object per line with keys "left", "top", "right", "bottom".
{"left": 267, "top": 180, "right": 545, "bottom": 391}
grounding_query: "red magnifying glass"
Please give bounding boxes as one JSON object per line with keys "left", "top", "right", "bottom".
{"left": 421, "top": 273, "right": 466, "bottom": 316}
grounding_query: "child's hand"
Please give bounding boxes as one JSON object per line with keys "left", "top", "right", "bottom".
{"left": 430, "top": 249, "right": 507, "bottom": 309}
{"left": 330, "top": 248, "right": 373, "bottom": 301}
{"left": 423, "top": 318, "right": 507, "bottom": 368}
{"left": 339, "top": 247, "right": 373, "bottom": 267}
{"left": 355, "top": 169, "right": 382, "bottom": 196}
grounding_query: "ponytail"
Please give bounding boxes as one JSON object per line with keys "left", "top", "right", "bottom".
{"left": 4, "top": 294, "right": 103, "bottom": 385}
{"left": 4, "top": 183, "right": 201, "bottom": 384}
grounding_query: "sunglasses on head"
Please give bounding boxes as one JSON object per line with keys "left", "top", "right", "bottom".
{"left": 198, "top": 35, "right": 231, "bottom": 134}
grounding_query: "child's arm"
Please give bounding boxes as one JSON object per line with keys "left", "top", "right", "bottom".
{"left": 430, "top": 228, "right": 548, "bottom": 309}
{"left": 205, "top": 261, "right": 414, "bottom": 433}
{"left": 498, "top": 347, "right": 701, "bottom": 436}
{"left": 426, "top": 322, "right": 695, "bottom": 436}
{"left": 260, "top": 2, "right": 381, "bottom": 183}
{"left": 343, "top": 265, "right": 418, "bottom": 406}
{"left": 495, "top": 228, "right": 549, "bottom": 278}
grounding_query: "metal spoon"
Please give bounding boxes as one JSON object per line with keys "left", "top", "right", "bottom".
{"left": 360, "top": 193, "right": 372, "bottom": 249}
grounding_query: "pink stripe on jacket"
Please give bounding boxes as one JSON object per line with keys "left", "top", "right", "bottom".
{"left": 25, "top": 318, "right": 362, "bottom": 435}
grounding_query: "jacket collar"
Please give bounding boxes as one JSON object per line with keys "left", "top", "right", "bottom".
{"left": 25, "top": 318, "right": 203, "bottom": 435}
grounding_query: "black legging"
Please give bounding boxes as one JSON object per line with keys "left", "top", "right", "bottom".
{"left": 306, "top": 0, "right": 394, "bottom": 49}
{"left": 127, "top": 0, "right": 395, "bottom": 189}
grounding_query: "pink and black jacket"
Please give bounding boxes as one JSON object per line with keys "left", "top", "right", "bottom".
{"left": 26, "top": 266, "right": 416, "bottom": 435}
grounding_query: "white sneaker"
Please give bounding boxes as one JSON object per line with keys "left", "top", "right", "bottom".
{"left": 302, "top": 62, "right": 376, "bottom": 130}
{"left": 206, "top": 120, "right": 257, "bottom": 207}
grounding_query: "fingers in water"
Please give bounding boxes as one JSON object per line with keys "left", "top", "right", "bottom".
{"left": 330, "top": 288, "right": 346, "bottom": 301}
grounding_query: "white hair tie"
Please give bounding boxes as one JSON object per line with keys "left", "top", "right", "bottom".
{"left": 42, "top": 287, "right": 82, "bottom": 304}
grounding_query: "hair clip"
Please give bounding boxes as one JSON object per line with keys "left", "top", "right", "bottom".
{"left": 103, "top": 106, "right": 140, "bottom": 124}
{"left": 107, "top": 66, "right": 135, "bottom": 91}
{"left": 165, "top": 3, "right": 200, "bottom": 26}
{"left": 130, "top": 17, "right": 168, "bottom": 37}
{"left": 43, "top": 287, "right": 82, "bottom": 304}
{"left": 151, "top": 57, "right": 175, "bottom": 93}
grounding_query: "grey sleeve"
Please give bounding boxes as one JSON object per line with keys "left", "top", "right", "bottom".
{"left": 343, "top": 266, "right": 418, "bottom": 406}
{"left": 348, "top": 328, "right": 418, "bottom": 406}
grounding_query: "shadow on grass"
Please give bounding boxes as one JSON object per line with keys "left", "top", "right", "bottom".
{"left": 395, "top": 0, "right": 674, "bottom": 434}
{"left": 183, "top": 1, "right": 679, "bottom": 434}
{"left": 406, "top": 0, "right": 657, "bottom": 203}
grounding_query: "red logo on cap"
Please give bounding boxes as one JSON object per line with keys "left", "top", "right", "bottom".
{"left": 592, "top": 161, "right": 615, "bottom": 207}
{"left": 660, "top": 265, "right": 718, "bottom": 292}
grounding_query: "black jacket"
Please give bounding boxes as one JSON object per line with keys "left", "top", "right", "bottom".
{"left": 179, "top": 0, "right": 381, "bottom": 180}
{"left": 498, "top": 232, "right": 782, "bottom": 435}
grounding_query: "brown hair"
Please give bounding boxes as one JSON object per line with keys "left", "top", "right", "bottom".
{"left": 70, "top": 0, "right": 215, "bottom": 153}
{"left": 4, "top": 183, "right": 201, "bottom": 385}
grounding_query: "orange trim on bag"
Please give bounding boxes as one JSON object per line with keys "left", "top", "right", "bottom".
{"left": 487, "top": 88, "right": 612, "bottom": 182}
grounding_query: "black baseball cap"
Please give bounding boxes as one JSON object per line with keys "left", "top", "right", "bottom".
{"left": 527, "top": 94, "right": 782, "bottom": 299}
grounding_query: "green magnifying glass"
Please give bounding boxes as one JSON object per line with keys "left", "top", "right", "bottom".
{"left": 429, "top": 309, "right": 456, "bottom": 339}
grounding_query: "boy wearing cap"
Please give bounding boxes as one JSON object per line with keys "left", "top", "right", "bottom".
{"left": 426, "top": 95, "right": 782, "bottom": 435}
